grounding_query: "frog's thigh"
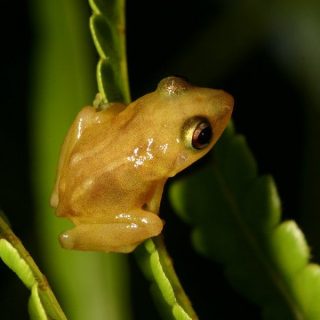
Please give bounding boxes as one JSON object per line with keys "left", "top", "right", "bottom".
{"left": 60, "top": 210, "right": 163, "bottom": 253}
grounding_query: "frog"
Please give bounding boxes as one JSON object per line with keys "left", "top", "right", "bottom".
{"left": 50, "top": 76, "right": 234, "bottom": 253}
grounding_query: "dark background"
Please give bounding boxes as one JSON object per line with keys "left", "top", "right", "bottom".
{"left": 1, "top": 0, "right": 319, "bottom": 319}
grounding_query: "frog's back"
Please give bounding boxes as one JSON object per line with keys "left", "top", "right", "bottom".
{"left": 52, "top": 105, "right": 124, "bottom": 213}
{"left": 53, "top": 104, "right": 154, "bottom": 218}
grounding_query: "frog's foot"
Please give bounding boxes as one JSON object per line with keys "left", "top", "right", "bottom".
{"left": 59, "top": 210, "right": 163, "bottom": 253}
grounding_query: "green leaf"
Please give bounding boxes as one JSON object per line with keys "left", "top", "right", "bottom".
{"left": 0, "top": 215, "right": 67, "bottom": 320}
{"left": 29, "top": 285, "right": 48, "bottom": 320}
{"left": 169, "top": 122, "right": 320, "bottom": 319}
{"left": 0, "top": 239, "right": 35, "bottom": 289}
{"left": 136, "top": 238, "right": 196, "bottom": 320}
{"left": 89, "top": 0, "right": 130, "bottom": 103}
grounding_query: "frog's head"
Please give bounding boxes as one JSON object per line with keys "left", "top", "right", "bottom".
{"left": 155, "top": 76, "right": 234, "bottom": 177}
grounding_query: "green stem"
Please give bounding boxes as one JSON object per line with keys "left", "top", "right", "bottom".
{"left": 117, "top": 0, "right": 130, "bottom": 103}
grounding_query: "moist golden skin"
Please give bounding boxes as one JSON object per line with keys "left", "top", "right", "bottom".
{"left": 51, "top": 76, "right": 234, "bottom": 253}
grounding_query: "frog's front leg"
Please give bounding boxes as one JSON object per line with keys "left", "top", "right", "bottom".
{"left": 59, "top": 210, "right": 163, "bottom": 253}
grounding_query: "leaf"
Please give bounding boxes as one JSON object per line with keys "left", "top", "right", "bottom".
{"left": 135, "top": 237, "right": 197, "bottom": 320}
{"left": 89, "top": 0, "right": 130, "bottom": 103}
{"left": 0, "top": 215, "right": 67, "bottom": 320}
{"left": 29, "top": 285, "right": 48, "bottom": 320}
{"left": 169, "top": 122, "right": 320, "bottom": 319}
{"left": 0, "top": 239, "right": 35, "bottom": 289}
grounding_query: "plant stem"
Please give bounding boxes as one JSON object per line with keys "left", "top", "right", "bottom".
{"left": 117, "top": 0, "right": 131, "bottom": 103}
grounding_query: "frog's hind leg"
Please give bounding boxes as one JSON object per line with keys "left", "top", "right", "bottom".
{"left": 59, "top": 210, "right": 163, "bottom": 253}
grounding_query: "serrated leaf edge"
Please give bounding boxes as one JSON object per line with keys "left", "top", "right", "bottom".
{"left": 139, "top": 238, "right": 195, "bottom": 320}
{"left": 0, "top": 216, "right": 67, "bottom": 320}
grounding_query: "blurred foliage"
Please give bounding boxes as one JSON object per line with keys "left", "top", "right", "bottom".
{"left": 0, "top": 0, "right": 319, "bottom": 319}
{"left": 170, "top": 123, "right": 320, "bottom": 319}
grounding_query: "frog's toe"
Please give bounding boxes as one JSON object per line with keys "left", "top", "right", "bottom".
{"left": 59, "top": 231, "right": 75, "bottom": 249}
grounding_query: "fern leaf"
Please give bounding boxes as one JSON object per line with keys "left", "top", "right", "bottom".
{"left": 136, "top": 237, "right": 197, "bottom": 320}
{"left": 170, "top": 123, "right": 320, "bottom": 319}
{"left": 0, "top": 215, "right": 67, "bottom": 320}
{"left": 89, "top": 0, "right": 130, "bottom": 103}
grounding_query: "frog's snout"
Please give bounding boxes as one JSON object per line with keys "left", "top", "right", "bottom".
{"left": 208, "top": 90, "right": 234, "bottom": 142}
{"left": 213, "top": 90, "right": 234, "bottom": 120}
{"left": 157, "top": 76, "right": 191, "bottom": 96}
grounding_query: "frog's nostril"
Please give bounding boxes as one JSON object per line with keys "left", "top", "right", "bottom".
{"left": 157, "top": 76, "right": 190, "bottom": 96}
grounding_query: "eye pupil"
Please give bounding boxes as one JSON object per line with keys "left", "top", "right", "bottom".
{"left": 192, "top": 121, "right": 212, "bottom": 149}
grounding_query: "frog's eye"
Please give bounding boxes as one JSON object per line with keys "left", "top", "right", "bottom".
{"left": 183, "top": 117, "right": 213, "bottom": 150}
{"left": 192, "top": 121, "right": 212, "bottom": 149}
